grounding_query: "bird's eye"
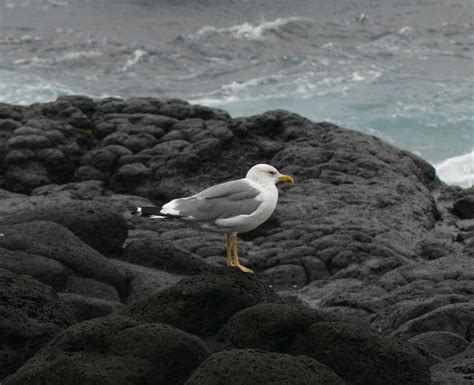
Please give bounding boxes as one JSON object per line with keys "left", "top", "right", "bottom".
{"left": 268, "top": 170, "right": 277, "bottom": 175}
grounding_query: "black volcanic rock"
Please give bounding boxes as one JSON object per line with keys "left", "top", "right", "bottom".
{"left": 0, "top": 221, "right": 127, "bottom": 296}
{"left": 371, "top": 293, "right": 471, "bottom": 337}
{"left": 111, "top": 259, "right": 184, "bottom": 303}
{"left": 0, "top": 96, "right": 469, "bottom": 384}
{"left": 4, "top": 161, "right": 51, "bottom": 192}
{"left": 1, "top": 98, "right": 96, "bottom": 193}
{"left": 119, "top": 238, "right": 209, "bottom": 274}
{"left": 430, "top": 346, "right": 474, "bottom": 385}
{"left": 185, "top": 349, "right": 345, "bottom": 385}
{"left": 3, "top": 316, "right": 210, "bottom": 385}
{"left": 121, "top": 269, "right": 282, "bottom": 336}
{"left": 216, "top": 303, "right": 339, "bottom": 352}
{"left": 409, "top": 331, "right": 469, "bottom": 359}
{"left": 3, "top": 200, "right": 128, "bottom": 258}
{"left": 0, "top": 268, "right": 74, "bottom": 379}
{"left": 63, "top": 276, "right": 120, "bottom": 302}
{"left": 392, "top": 302, "right": 474, "bottom": 340}
{"left": 288, "top": 321, "right": 430, "bottom": 385}
{"left": 59, "top": 293, "right": 123, "bottom": 322}
{"left": 453, "top": 194, "right": 474, "bottom": 219}
{"left": 0, "top": 247, "right": 72, "bottom": 289}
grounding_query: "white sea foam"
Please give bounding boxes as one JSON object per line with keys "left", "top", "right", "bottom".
{"left": 190, "top": 66, "right": 384, "bottom": 107}
{"left": 0, "top": 69, "right": 111, "bottom": 105}
{"left": 435, "top": 150, "right": 474, "bottom": 188}
{"left": 119, "top": 49, "right": 147, "bottom": 72}
{"left": 190, "top": 74, "right": 286, "bottom": 105}
{"left": 14, "top": 50, "right": 102, "bottom": 67}
{"left": 0, "top": 73, "right": 76, "bottom": 105}
{"left": 352, "top": 72, "right": 365, "bottom": 82}
{"left": 58, "top": 51, "right": 101, "bottom": 61}
{"left": 193, "top": 17, "right": 313, "bottom": 41}
{"left": 398, "top": 26, "right": 414, "bottom": 35}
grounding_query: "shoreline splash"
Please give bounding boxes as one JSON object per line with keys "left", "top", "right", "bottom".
{"left": 436, "top": 150, "right": 474, "bottom": 188}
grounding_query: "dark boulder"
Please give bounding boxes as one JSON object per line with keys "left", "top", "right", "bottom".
{"left": 3, "top": 200, "right": 128, "bottom": 258}
{"left": 185, "top": 349, "right": 344, "bottom": 385}
{"left": 81, "top": 147, "right": 121, "bottom": 172}
{"left": 409, "top": 331, "right": 469, "bottom": 359}
{"left": 0, "top": 221, "right": 127, "bottom": 295}
{"left": 121, "top": 269, "right": 282, "bottom": 336}
{"left": 63, "top": 276, "right": 121, "bottom": 302}
{"left": 119, "top": 238, "right": 209, "bottom": 274}
{"left": 55, "top": 95, "right": 97, "bottom": 116}
{"left": 110, "top": 162, "right": 152, "bottom": 191}
{"left": 216, "top": 303, "right": 338, "bottom": 352}
{"left": 430, "top": 347, "right": 474, "bottom": 385}
{"left": 392, "top": 302, "right": 474, "bottom": 340}
{"left": 111, "top": 259, "right": 184, "bottom": 303}
{"left": 59, "top": 293, "right": 123, "bottom": 322}
{"left": 288, "top": 321, "right": 430, "bottom": 385}
{"left": 262, "top": 264, "right": 308, "bottom": 289}
{"left": 453, "top": 195, "right": 474, "bottom": 219}
{"left": 0, "top": 247, "right": 72, "bottom": 288}
{"left": 31, "top": 180, "right": 106, "bottom": 200}
{"left": 4, "top": 161, "right": 51, "bottom": 193}
{"left": 7, "top": 133, "right": 52, "bottom": 150}
{"left": 3, "top": 315, "right": 210, "bottom": 385}
{"left": 119, "top": 97, "right": 163, "bottom": 114}
{"left": 37, "top": 147, "right": 75, "bottom": 182}
{"left": 74, "top": 164, "right": 106, "bottom": 181}
{"left": 372, "top": 294, "right": 471, "bottom": 336}
{"left": 0, "top": 268, "right": 74, "bottom": 379}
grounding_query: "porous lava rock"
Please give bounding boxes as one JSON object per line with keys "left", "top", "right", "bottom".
{"left": 0, "top": 268, "right": 74, "bottom": 379}
{"left": 287, "top": 321, "right": 431, "bottom": 385}
{"left": 0, "top": 247, "right": 72, "bottom": 289}
{"left": 185, "top": 349, "right": 345, "bottom": 385}
{"left": 121, "top": 269, "right": 282, "bottom": 336}
{"left": 119, "top": 238, "right": 208, "bottom": 274}
{"left": 3, "top": 315, "right": 210, "bottom": 385}
{"left": 3, "top": 200, "right": 128, "bottom": 258}
{"left": 0, "top": 221, "right": 127, "bottom": 296}
{"left": 215, "top": 303, "right": 339, "bottom": 352}
{"left": 0, "top": 96, "right": 470, "bottom": 384}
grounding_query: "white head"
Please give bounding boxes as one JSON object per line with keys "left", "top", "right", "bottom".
{"left": 246, "top": 164, "right": 295, "bottom": 185}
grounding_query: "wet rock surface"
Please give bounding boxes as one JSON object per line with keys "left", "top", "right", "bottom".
{"left": 0, "top": 96, "right": 472, "bottom": 384}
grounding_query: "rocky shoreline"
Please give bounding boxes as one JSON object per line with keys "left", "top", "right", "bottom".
{"left": 0, "top": 96, "right": 472, "bottom": 384}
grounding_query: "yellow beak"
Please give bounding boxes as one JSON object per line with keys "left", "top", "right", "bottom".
{"left": 278, "top": 174, "right": 295, "bottom": 184}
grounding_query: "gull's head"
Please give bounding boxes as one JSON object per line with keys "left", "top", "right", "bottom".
{"left": 246, "top": 164, "right": 295, "bottom": 185}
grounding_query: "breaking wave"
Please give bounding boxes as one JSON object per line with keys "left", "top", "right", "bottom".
{"left": 191, "top": 16, "right": 313, "bottom": 41}
{"left": 435, "top": 150, "right": 474, "bottom": 188}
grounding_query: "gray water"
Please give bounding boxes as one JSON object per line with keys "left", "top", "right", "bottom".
{"left": 0, "top": 0, "right": 472, "bottom": 186}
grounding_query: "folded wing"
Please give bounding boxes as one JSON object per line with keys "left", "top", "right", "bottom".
{"left": 162, "top": 179, "right": 263, "bottom": 222}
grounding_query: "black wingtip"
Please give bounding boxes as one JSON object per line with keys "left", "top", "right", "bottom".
{"left": 131, "top": 207, "right": 143, "bottom": 216}
{"left": 131, "top": 206, "right": 168, "bottom": 218}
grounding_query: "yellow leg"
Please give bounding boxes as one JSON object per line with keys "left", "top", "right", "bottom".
{"left": 231, "top": 234, "right": 253, "bottom": 274}
{"left": 226, "top": 234, "right": 234, "bottom": 267}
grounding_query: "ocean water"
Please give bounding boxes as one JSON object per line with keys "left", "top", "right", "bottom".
{"left": 0, "top": 0, "right": 472, "bottom": 187}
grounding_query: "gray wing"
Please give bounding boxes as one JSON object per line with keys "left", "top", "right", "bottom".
{"left": 173, "top": 179, "right": 262, "bottom": 222}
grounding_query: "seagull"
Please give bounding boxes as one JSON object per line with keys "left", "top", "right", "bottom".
{"left": 133, "top": 164, "right": 294, "bottom": 273}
